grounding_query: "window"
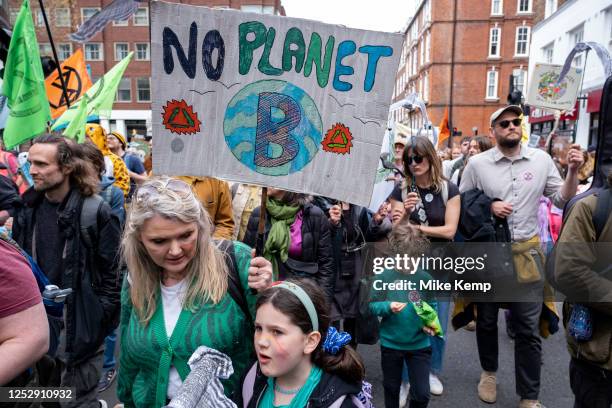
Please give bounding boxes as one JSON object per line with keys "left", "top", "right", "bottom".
{"left": 133, "top": 7, "right": 148, "bottom": 26}
{"left": 9, "top": 8, "right": 18, "bottom": 25}
{"left": 517, "top": 0, "right": 532, "bottom": 13}
{"left": 81, "top": 8, "right": 100, "bottom": 24}
{"left": 412, "top": 50, "right": 417, "bottom": 75}
{"left": 55, "top": 8, "right": 70, "bottom": 27}
{"left": 419, "top": 40, "right": 424, "bottom": 66}
{"left": 117, "top": 78, "right": 131, "bottom": 102}
{"left": 425, "top": 32, "right": 430, "bottom": 63}
{"left": 491, "top": 0, "right": 503, "bottom": 15}
{"left": 513, "top": 68, "right": 527, "bottom": 95}
{"left": 423, "top": 72, "right": 429, "bottom": 101}
{"left": 113, "top": 18, "right": 128, "bottom": 26}
{"left": 135, "top": 43, "right": 150, "bottom": 61}
{"left": 34, "top": 9, "right": 45, "bottom": 27}
{"left": 489, "top": 27, "right": 501, "bottom": 57}
{"left": 542, "top": 42, "right": 554, "bottom": 63}
{"left": 486, "top": 69, "right": 499, "bottom": 100}
{"left": 136, "top": 77, "right": 151, "bottom": 102}
{"left": 58, "top": 43, "right": 72, "bottom": 60}
{"left": 570, "top": 25, "right": 584, "bottom": 67}
{"left": 419, "top": 77, "right": 423, "bottom": 98}
{"left": 84, "top": 43, "right": 103, "bottom": 61}
{"left": 114, "top": 43, "right": 129, "bottom": 60}
{"left": 515, "top": 26, "right": 530, "bottom": 56}
{"left": 545, "top": 0, "right": 558, "bottom": 18}
{"left": 426, "top": 0, "right": 432, "bottom": 22}
{"left": 39, "top": 43, "right": 52, "bottom": 57}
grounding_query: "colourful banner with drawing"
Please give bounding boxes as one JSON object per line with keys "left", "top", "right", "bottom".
{"left": 151, "top": 2, "right": 403, "bottom": 206}
{"left": 526, "top": 63, "right": 584, "bottom": 112}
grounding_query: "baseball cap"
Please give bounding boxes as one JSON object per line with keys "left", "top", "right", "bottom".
{"left": 110, "top": 131, "right": 127, "bottom": 150}
{"left": 490, "top": 105, "right": 523, "bottom": 126}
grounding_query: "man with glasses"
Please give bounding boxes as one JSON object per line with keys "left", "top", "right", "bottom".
{"left": 459, "top": 105, "right": 584, "bottom": 408}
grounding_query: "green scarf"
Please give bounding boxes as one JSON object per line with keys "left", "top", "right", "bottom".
{"left": 260, "top": 366, "right": 323, "bottom": 408}
{"left": 263, "top": 199, "right": 300, "bottom": 278}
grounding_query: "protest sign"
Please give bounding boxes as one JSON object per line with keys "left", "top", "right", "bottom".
{"left": 526, "top": 63, "right": 583, "bottom": 111}
{"left": 151, "top": 2, "right": 403, "bottom": 206}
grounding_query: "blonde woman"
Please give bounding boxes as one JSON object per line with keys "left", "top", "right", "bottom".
{"left": 117, "top": 177, "right": 273, "bottom": 407}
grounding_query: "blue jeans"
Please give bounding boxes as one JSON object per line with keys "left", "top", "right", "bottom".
{"left": 402, "top": 300, "right": 449, "bottom": 380}
{"left": 103, "top": 329, "right": 117, "bottom": 370}
{"left": 431, "top": 300, "right": 449, "bottom": 374}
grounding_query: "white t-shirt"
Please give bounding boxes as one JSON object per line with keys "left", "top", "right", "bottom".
{"left": 160, "top": 279, "right": 188, "bottom": 400}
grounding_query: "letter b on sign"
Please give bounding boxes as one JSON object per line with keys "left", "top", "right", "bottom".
{"left": 255, "top": 92, "right": 300, "bottom": 168}
{"left": 224, "top": 80, "right": 323, "bottom": 176}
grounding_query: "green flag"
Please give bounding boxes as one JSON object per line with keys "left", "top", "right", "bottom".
{"left": 52, "top": 51, "right": 133, "bottom": 131}
{"left": 63, "top": 94, "right": 88, "bottom": 143}
{"left": 3, "top": 0, "right": 51, "bottom": 148}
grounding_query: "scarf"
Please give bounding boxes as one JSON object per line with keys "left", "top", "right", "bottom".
{"left": 263, "top": 199, "right": 300, "bottom": 277}
{"left": 259, "top": 366, "right": 322, "bottom": 408}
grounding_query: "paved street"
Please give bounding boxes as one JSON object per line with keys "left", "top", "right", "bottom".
{"left": 102, "top": 306, "right": 573, "bottom": 407}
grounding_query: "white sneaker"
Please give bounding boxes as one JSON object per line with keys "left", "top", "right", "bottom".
{"left": 98, "top": 401, "right": 108, "bottom": 408}
{"left": 429, "top": 373, "right": 443, "bottom": 396}
{"left": 399, "top": 380, "right": 410, "bottom": 407}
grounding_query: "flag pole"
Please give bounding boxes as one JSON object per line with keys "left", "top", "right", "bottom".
{"left": 37, "top": 0, "right": 71, "bottom": 109}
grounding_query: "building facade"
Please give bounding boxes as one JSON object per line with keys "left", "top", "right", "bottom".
{"left": 529, "top": 0, "right": 611, "bottom": 148}
{"left": 393, "top": 0, "right": 546, "bottom": 142}
{"left": 9, "top": 0, "right": 285, "bottom": 138}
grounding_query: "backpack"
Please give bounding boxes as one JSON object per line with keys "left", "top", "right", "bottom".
{"left": 80, "top": 194, "right": 104, "bottom": 250}
{"left": 545, "top": 186, "right": 612, "bottom": 290}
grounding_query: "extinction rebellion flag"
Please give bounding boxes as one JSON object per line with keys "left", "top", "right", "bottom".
{"left": 45, "top": 48, "right": 93, "bottom": 119}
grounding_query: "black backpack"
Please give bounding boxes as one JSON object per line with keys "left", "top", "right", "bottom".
{"left": 545, "top": 186, "right": 612, "bottom": 290}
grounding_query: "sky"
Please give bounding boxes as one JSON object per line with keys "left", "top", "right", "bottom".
{"left": 282, "top": 0, "right": 415, "bottom": 33}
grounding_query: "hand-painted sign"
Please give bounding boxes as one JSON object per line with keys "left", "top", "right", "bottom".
{"left": 526, "top": 63, "right": 584, "bottom": 111}
{"left": 151, "top": 2, "right": 403, "bottom": 205}
{"left": 45, "top": 49, "right": 93, "bottom": 119}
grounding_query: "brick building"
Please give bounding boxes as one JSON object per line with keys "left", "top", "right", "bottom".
{"left": 393, "top": 0, "right": 550, "bottom": 143}
{"left": 8, "top": 0, "right": 285, "bottom": 138}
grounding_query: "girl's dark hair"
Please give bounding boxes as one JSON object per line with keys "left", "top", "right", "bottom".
{"left": 32, "top": 134, "right": 99, "bottom": 196}
{"left": 256, "top": 278, "right": 365, "bottom": 384}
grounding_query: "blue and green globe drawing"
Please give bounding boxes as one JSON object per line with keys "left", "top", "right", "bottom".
{"left": 223, "top": 79, "right": 323, "bottom": 176}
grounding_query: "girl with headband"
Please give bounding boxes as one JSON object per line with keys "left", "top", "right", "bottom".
{"left": 239, "top": 278, "right": 372, "bottom": 407}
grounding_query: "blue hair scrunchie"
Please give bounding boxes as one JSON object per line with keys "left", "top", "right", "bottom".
{"left": 323, "top": 327, "right": 352, "bottom": 355}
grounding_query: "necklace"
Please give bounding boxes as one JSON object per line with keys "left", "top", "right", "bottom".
{"left": 274, "top": 383, "right": 301, "bottom": 395}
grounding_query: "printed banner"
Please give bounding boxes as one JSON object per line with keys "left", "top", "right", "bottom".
{"left": 526, "top": 63, "right": 583, "bottom": 111}
{"left": 151, "top": 2, "right": 403, "bottom": 206}
{"left": 45, "top": 49, "right": 93, "bottom": 119}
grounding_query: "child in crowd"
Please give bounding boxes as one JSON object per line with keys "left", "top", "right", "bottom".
{"left": 370, "top": 219, "right": 438, "bottom": 408}
{"left": 240, "top": 278, "right": 371, "bottom": 407}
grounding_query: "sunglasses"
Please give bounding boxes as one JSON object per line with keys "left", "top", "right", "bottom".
{"left": 496, "top": 118, "right": 522, "bottom": 129}
{"left": 406, "top": 155, "right": 424, "bottom": 165}
{"left": 135, "top": 178, "right": 193, "bottom": 203}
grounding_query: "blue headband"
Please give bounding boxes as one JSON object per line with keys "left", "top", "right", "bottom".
{"left": 273, "top": 281, "right": 319, "bottom": 332}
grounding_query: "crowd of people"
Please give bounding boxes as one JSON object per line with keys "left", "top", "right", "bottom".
{"left": 0, "top": 103, "right": 610, "bottom": 408}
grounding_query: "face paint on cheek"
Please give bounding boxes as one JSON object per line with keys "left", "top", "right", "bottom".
{"left": 272, "top": 336, "right": 289, "bottom": 358}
